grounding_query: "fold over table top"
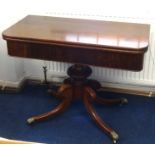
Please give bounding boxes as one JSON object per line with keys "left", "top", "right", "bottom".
{"left": 2, "top": 15, "right": 150, "bottom": 71}
{"left": 3, "top": 15, "right": 150, "bottom": 53}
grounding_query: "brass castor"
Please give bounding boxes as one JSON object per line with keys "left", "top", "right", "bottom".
{"left": 110, "top": 131, "right": 119, "bottom": 144}
{"left": 27, "top": 117, "right": 35, "bottom": 124}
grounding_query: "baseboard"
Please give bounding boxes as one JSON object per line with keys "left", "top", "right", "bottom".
{"left": 100, "top": 81, "right": 155, "bottom": 97}
{"left": 0, "top": 77, "right": 155, "bottom": 97}
{"left": 0, "top": 77, "right": 26, "bottom": 93}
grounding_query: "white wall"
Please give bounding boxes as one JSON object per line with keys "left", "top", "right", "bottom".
{"left": 0, "top": 0, "right": 155, "bottom": 87}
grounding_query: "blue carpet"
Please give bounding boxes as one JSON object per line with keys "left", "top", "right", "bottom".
{"left": 0, "top": 84, "right": 155, "bottom": 144}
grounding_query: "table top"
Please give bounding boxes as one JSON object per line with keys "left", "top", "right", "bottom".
{"left": 3, "top": 15, "right": 150, "bottom": 53}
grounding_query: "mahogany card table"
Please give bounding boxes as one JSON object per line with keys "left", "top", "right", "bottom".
{"left": 2, "top": 15, "right": 150, "bottom": 143}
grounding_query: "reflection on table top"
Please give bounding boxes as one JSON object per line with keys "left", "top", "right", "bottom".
{"left": 3, "top": 15, "right": 150, "bottom": 50}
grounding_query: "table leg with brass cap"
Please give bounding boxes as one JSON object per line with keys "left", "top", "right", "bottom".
{"left": 83, "top": 86, "right": 119, "bottom": 143}
{"left": 27, "top": 84, "right": 73, "bottom": 124}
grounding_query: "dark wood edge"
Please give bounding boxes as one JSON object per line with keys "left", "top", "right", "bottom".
{"left": 2, "top": 35, "right": 148, "bottom": 54}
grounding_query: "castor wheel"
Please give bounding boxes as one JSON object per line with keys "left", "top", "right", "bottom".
{"left": 110, "top": 131, "right": 119, "bottom": 144}
{"left": 113, "top": 139, "right": 117, "bottom": 144}
{"left": 27, "top": 117, "right": 35, "bottom": 124}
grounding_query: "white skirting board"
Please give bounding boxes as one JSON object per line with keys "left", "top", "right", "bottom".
{"left": 0, "top": 77, "right": 26, "bottom": 89}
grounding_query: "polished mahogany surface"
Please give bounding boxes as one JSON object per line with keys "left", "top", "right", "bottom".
{"left": 2, "top": 15, "right": 150, "bottom": 71}
{"left": 3, "top": 15, "right": 150, "bottom": 51}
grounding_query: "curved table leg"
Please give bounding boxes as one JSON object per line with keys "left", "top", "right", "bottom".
{"left": 86, "top": 85, "right": 128, "bottom": 105}
{"left": 47, "top": 84, "right": 70, "bottom": 99}
{"left": 27, "top": 84, "right": 73, "bottom": 124}
{"left": 83, "top": 87, "right": 119, "bottom": 143}
{"left": 95, "top": 96, "right": 128, "bottom": 106}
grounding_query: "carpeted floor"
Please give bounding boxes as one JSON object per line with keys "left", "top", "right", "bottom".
{"left": 0, "top": 84, "right": 155, "bottom": 144}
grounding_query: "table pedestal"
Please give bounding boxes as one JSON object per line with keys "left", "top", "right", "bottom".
{"left": 27, "top": 64, "right": 127, "bottom": 143}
